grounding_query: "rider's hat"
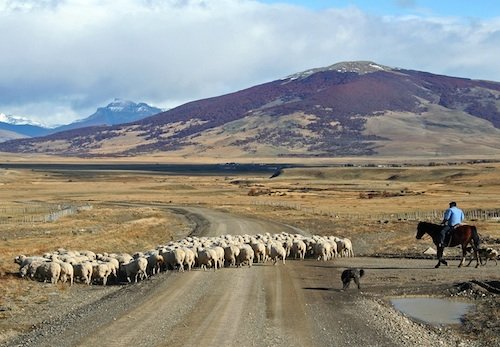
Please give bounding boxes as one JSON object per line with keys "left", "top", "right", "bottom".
{"left": 449, "top": 201, "right": 457, "bottom": 207}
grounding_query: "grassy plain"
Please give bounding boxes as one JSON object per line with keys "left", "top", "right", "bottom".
{"left": 1, "top": 159, "right": 499, "bottom": 337}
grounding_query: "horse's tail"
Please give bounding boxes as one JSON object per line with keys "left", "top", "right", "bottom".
{"left": 471, "top": 226, "right": 480, "bottom": 249}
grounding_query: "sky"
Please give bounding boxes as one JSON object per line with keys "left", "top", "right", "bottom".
{"left": 1, "top": 0, "right": 499, "bottom": 126}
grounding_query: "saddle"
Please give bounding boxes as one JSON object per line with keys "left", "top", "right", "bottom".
{"left": 444, "top": 224, "right": 462, "bottom": 246}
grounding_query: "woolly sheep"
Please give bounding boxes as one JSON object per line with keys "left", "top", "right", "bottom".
{"left": 121, "top": 257, "right": 148, "bottom": 283}
{"left": 291, "top": 240, "right": 307, "bottom": 260}
{"left": 212, "top": 246, "right": 225, "bottom": 269}
{"left": 269, "top": 243, "right": 286, "bottom": 265}
{"left": 57, "top": 261, "right": 74, "bottom": 286}
{"left": 34, "top": 261, "right": 61, "bottom": 284}
{"left": 146, "top": 253, "right": 164, "bottom": 275}
{"left": 237, "top": 245, "right": 254, "bottom": 267}
{"left": 249, "top": 240, "right": 266, "bottom": 263}
{"left": 19, "top": 260, "right": 46, "bottom": 280}
{"left": 92, "top": 262, "right": 113, "bottom": 286}
{"left": 197, "top": 248, "right": 217, "bottom": 271}
{"left": 162, "top": 248, "right": 186, "bottom": 272}
{"left": 224, "top": 244, "right": 240, "bottom": 267}
{"left": 14, "top": 255, "right": 46, "bottom": 268}
{"left": 73, "top": 262, "right": 93, "bottom": 285}
{"left": 182, "top": 248, "right": 196, "bottom": 271}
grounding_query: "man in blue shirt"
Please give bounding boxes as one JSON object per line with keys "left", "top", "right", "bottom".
{"left": 439, "top": 201, "right": 464, "bottom": 247}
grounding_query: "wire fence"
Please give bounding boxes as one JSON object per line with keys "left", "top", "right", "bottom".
{"left": 251, "top": 200, "right": 500, "bottom": 222}
{"left": 0, "top": 204, "right": 93, "bottom": 224}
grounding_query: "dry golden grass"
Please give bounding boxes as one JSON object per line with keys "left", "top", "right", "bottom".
{"left": 1, "top": 160, "right": 499, "bottom": 321}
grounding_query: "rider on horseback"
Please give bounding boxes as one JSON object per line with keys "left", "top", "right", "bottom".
{"left": 439, "top": 201, "right": 464, "bottom": 247}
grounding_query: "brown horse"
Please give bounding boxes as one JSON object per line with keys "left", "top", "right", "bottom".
{"left": 416, "top": 221, "right": 481, "bottom": 268}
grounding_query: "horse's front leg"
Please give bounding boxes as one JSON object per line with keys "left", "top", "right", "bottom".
{"left": 435, "top": 247, "right": 447, "bottom": 268}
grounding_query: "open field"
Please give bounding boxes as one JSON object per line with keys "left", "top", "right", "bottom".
{"left": 0, "top": 161, "right": 499, "bottom": 345}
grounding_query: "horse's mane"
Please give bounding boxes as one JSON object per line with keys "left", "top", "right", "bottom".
{"left": 417, "top": 221, "right": 442, "bottom": 233}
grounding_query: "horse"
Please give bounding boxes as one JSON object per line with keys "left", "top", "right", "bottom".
{"left": 415, "top": 221, "right": 481, "bottom": 268}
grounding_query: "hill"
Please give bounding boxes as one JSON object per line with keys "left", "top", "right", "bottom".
{"left": 1, "top": 61, "right": 499, "bottom": 159}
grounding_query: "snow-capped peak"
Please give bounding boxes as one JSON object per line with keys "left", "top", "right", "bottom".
{"left": 282, "top": 61, "right": 394, "bottom": 81}
{"left": 106, "top": 98, "right": 135, "bottom": 112}
{"left": 0, "top": 113, "right": 47, "bottom": 127}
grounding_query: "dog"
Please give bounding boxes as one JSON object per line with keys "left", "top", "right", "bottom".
{"left": 341, "top": 268, "right": 365, "bottom": 290}
{"left": 466, "top": 246, "right": 498, "bottom": 266}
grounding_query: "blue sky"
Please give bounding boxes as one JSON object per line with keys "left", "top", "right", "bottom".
{"left": 261, "top": 0, "right": 500, "bottom": 18}
{"left": 1, "top": 0, "right": 499, "bottom": 126}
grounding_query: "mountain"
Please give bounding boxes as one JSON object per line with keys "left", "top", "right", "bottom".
{"left": 49, "top": 99, "right": 163, "bottom": 133}
{"left": 0, "top": 113, "right": 50, "bottom": 139}
{"left": 1, "top": 61, "right": 500, "bottom": 159}
{"left": 0, "top": 100, "right": 162, "bottom": 142}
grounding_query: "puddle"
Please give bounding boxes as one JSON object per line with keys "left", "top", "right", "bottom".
{"left": 390, "top": 297, "right": 475, "bottom": 325}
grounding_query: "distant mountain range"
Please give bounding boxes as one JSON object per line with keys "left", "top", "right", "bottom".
{"left": 0, "top": 99, "right": 162, "bottom": 141}
{"left": 1, "top": 61, "right": 499, "bottom": 159}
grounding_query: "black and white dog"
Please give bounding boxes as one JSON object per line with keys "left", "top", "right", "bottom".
{"left": 341, "top": 268, "right": 365, "bottom": 290}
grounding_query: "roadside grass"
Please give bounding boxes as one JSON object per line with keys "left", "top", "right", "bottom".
{"left": 1, "top": 162, "right": 499, "bottom": 340}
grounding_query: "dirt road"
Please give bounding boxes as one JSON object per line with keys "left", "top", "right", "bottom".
{"left": 3, "top": 207, "right": 497, "bottom": 347}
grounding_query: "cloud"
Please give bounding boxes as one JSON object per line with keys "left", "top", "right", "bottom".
{"left": 0, "top": 0, "right": 499, "bottom": 125}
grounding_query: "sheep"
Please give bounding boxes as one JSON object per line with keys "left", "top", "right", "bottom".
{"left": 34, "top": 261, "right": 61, "bottom": 284}
{"left": 19, "top": 260, "right": 46, "bottom": 280}
{"left": 342, "top": 238, "right": 354, "bottom": 257}
{"left": 314, "top": 241, "right": 332, "bottom": 261}
{"left": 121, "top": 257, "right": 148, "bottom": 283}
{"left": 291, "top": 240, "right": 307, "bottom": 260}
{"left": 162, "top": 248, "right": 186, "bottom": 272}
{"left": 91, "top": 262, "right": 114, "bottom": 286}
{"left": 14, "top": 255, "right": 46, "bottom": 269}
{"left": 224, "top": 244, "right": 240, "bottom": 267}
{"left": 73, "top": 262, "right": 93, "bottom": 285}
{"left": 182, "top": 248, "right": 196, "bottom": 271}
{"left": 237, "top": 245, "right": 255, "bottom": 267}
{"left": 249, "top": 240, "right": 267, "bottom": 263}
{"left": 146, "top": 253, "right": 164, "bottom": 275}
{"left": 197, "top": 248, "right": 217, "bottom": 271}
{"left": 212, "top": 246, "right": 225, "bottom": 269}
{"left": 57, "top": 261, "right": 74, "bottom": 286}
{"left": 269, "top": 243, "right": 286, "bottom": 265}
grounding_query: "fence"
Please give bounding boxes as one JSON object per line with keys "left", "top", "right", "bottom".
{"left": 0, "top": 204, "right": 93, "bottom": 224}
{"left": 251, "top": 200, "right": 500, "bottom": 221}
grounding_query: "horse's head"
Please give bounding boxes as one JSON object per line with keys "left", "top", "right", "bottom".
{"left": 415, "top": 222, "right": 426, "bottom": 239}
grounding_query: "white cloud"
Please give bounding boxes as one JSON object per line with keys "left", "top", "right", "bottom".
{"left": 0, "top": 0, "right": 499, "bottom": 125}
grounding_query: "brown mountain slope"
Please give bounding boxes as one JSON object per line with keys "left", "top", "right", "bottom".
{"left": 1, "top": 61, "right": 499, "bottom": 159}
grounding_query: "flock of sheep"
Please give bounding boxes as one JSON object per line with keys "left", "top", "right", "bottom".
{"left": 14, "top": 232, "right": 354, "bottom": 286}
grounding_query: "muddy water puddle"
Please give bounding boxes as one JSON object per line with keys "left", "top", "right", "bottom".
{"left": 390, "top": 297, "right": 475, "bottom": 325}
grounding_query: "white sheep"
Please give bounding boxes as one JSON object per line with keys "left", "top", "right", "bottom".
{"left": 162, "top": 248, "right": 186, "bottom": 272}
{"left": 237, "top": 245, "right": 255, "bottom": 267}
{"left": 19, "top": 260, "right": 46, "bottom": 280}
{"left": 73, "top": 262, "right": 93, "bottom": 285}
{"left": 269, "top": 243, "right": 286, "bottom": 265}
{"left": 121, "top": 257, "right": 148, "bottom": 283}
{"left": 224, "top": 244, "right": 240, "bottom": 267}
{"left": 14, "top": 255, "right": 46, "bottom": 269}
{"left": 314, "top": 241, "right": 332, "bottom": 261}
{"left": 182, "top": 248, "right": 196, "bottom": 271}
{"left": 291, "top": 240, "right": 307, "bottom": 260}
{"left": 57, "top": 261, "right": 74, "bottom": 286}
{"left": 34, "top": 261, "right": 61, "bottom": 284}
{"left": 197, "top": 248, "right": 217, "bottom": 271}
{"left": 146, "top": 253, "right": 164, "bottom": 275}
{"left": 249, "top": 240, "right": 266, "bottom": 263}
{"left": 91, "top": 262, "right": 113, "bottom": 285}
